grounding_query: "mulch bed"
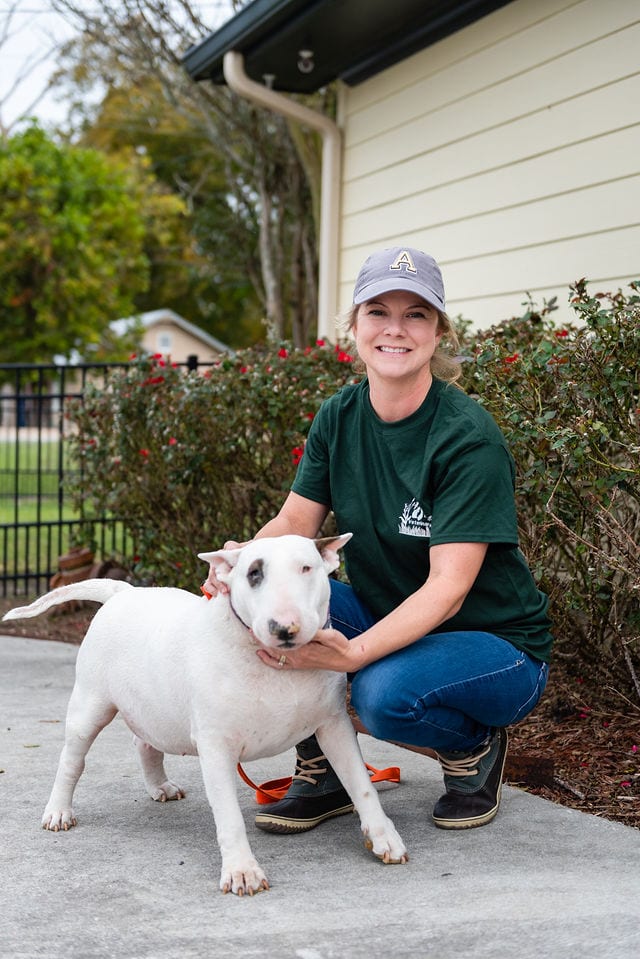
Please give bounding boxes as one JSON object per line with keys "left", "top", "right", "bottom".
{"left": 2, "top": 596, "right": 638, "bottom": 830}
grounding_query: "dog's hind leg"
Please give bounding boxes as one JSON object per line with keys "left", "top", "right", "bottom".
{"left": 42, "top": 688, "right": 117, "bottom": 832}
{"left": 133, "top": 738, "right": 186, "bottom": 802}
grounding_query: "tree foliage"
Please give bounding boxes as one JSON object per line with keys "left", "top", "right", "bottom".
{"left": 0, "top": 124, "right": 190, "bottom": 363}
{"left": 51, "top": 0, "right": 330, "bottom": 347}
{"left": 77, "top": 78, "right": 265, "bottom": 347}
{"left": 0, "top": 125, "right": 145, "bottom": 363}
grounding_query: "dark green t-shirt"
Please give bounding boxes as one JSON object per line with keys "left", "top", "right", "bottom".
{"left": 292, "top": 378, "right": 553, "bottom": 662}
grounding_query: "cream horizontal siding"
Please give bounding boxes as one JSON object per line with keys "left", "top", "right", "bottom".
{"left": 344, "top": 177, "right": 639, "bottom": 268}
{"left": 341, "top": 0, "right": 580, "bottom": 114}
{"left": 341, "top": 132, "right": 640, "bottom": 248}
{"left": 343, "top": 19, "right": 639, "bottom": 179}
{"left": 336, "top": 0, "right": 640, "bottom": 328}
{"left": 343, "top": 0, "right": 634, "bottom": 141}
{"left": 342, "top": 76, "right": 639, "bottom": 218}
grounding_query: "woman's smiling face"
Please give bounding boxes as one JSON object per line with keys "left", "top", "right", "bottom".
{"left": 352, "top": 289, "right": 443, "bottom": 386}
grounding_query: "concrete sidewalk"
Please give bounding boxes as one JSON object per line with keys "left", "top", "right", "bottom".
{"left": 1, "top": 633, "right": 639, "bottom": 959}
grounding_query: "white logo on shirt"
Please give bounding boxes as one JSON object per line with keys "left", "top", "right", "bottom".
{"left": 398, "top": 498, "right": 432, "bottom": 538}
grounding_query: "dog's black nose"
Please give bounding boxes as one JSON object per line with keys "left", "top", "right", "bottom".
{"left": 268, "top": 619, "right": 299, "bottom": 645}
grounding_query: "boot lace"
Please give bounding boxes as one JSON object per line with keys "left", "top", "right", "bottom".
{"left": 292, "top": 753, "right": 328, "bottom": 786}
{"left": 437, "top": 741, "right": 491, "bottom": 778}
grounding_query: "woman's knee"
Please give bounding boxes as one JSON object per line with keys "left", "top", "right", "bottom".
{"left": 350, "top": 664, "right": 411, "bottom": 739}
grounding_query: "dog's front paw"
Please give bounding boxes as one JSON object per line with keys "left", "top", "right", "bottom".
{"left": 149, "top": 780, "right": 186, "bottom": 803}
{"left": 42, "top": 806, "right": 77, "bottom": 832}
{"left": 362, "top": 818, "right": 408, "bottom": 864}
{"left": 220, "top": 858, "right": 270, "bottom": 896}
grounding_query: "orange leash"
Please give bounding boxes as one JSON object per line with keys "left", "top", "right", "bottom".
{"left": 236, "top": 761, "right": 401, "bottom": 805}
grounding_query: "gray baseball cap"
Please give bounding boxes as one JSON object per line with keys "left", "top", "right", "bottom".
{"left": 353, "top": 246, "right": 445, "bottom": 311}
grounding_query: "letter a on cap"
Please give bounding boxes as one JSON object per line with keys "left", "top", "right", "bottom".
{"left": 389, "top": 250, "right": 417, "bottom": 274}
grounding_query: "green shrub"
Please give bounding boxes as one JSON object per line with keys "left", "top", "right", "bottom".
{"left": 458, "top": 280, "right": 640, "bottom": 694}
{"left": 65, "top": 340, "right": 358, "bottom": 589}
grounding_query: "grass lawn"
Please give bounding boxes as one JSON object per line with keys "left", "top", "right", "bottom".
{"left": 0, "top": 438, "right": 78, "bottom": 527}
{"left": 0, "top": 437, "right": 73, "bottom": 501}
{"left": 0, "top": 439, "right": 131, "bottom": 586}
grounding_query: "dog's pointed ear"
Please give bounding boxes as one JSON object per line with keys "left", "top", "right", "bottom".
{"left": 314, "top": 533, "right": 353, "bottom": 574}
{"left": 197, "top": 547, "right": 243, "bottom": 584}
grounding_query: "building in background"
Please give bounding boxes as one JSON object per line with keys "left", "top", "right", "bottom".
{"left": 112, "top": 309, "right": 233, "bottom": 366}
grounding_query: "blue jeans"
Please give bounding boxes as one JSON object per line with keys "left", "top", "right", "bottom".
{"left": 330, "top": 580, "right": 549, "bottom": 754}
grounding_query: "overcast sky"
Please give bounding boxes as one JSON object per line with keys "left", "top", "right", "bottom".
{"left": 0, "top": 1, "right": 235, "bottom": 133}
{"left": 0, "top": 2, "right": 77, "bottom": 130}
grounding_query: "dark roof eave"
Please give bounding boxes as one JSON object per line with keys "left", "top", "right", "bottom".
{"left": 182, "top": 0, "right": 316, "bottom": 84}
{"left": 181, "top": 0, "right": 513, "bottom": 94}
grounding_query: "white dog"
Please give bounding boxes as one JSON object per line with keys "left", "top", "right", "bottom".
{"left": 3, "top": 534, "right": 407, "bottom": 895}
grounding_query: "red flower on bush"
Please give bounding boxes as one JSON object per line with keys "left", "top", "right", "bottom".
{"left": 278, "top": 348, "right": 288, "bottom": 359}
{"left": 168, "top": 437, "right": 177, "bottom": 446}
{"left": 503, "top": 353, "right": 519, "bottom": 364}
{"left": 291, "top": 446, "right": 304, "bottom": 465}
{"left": 142, "top": 375, "right": 165, "bottom": 386}
{"left": 316, "top": 339, "right": 325, "bottom": 347}
{"left": 555, "top": 329, "right": 569, "bottom": 338}
{"left": 337, "top": 350, "right": 353, "bottom": 363}
{"left": 139, "top": 449, "right": 149, "bottom": 458}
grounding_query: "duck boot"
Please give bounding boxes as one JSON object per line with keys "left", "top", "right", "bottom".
{"left": 432, "top": 728, "right": 509, "bottom": 830}
{"left": 255, "top": 735, "right": 354, "bottom": 834}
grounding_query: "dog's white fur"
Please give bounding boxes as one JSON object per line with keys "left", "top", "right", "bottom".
{"left": 4, "top": 534, "right": 407, "bottom": 894}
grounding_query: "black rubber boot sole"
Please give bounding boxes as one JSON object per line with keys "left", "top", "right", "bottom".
{"left": 432, "top": 728, "right": 509, "bottom": 830}
{"left": 255, "top": 788, "right": 354, "bottom": 834}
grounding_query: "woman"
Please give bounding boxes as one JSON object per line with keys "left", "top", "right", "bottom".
{"left": 205, "top": 245, "right": 552, "bottom": 834}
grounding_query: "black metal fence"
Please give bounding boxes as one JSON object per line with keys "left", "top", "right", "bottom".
{"left": 1, "top": 358, "right": 213, "bottom": 597}
{"left": 0, "top": 362, "right": 135, "bottom": 597}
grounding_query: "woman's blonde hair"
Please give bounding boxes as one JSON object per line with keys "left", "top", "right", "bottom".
{"left": 338, "top": 303, "right": 463, "bottom": 387}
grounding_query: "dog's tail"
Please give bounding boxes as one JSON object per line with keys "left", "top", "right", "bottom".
{"left": 2, "top": 579, "right": 134, "bottom": 622}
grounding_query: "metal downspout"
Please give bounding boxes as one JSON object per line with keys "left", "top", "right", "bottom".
{"left": 223, "top": 50, "right": 341, "bottom": 340}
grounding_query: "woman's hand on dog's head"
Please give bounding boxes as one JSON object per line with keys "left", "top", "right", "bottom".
{"left": 202, "top": 540, "right": 248, "bottom": 597}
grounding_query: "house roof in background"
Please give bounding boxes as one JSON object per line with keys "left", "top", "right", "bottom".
{"left": 182, "top": 0, "right": 512, "bottom": 93}
{"left": 112, "top": 309, "right": 233, "bottom": 356}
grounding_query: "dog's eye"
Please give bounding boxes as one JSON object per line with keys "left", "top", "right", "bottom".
{"left": 247, "top": 560, "right": 264, "bottom": 587}
{"left": 301, "top": 565, "right": 312, "bottom": 574}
